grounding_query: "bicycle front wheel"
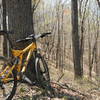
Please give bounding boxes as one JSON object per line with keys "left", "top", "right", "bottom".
{"left": 35, "top": 54, "right": 50, "bottom": 87}
{"left": 0, "top": 56, "right": 17, "bottom": 100}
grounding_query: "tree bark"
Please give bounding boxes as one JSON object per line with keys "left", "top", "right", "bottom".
{"left": 2, "top": 0, "right": 8, "bottom": 57}
{"left": 71, "top": 0, "right": 83, "bottom": 79}
{"left": 6, "top": 0, "right": 35, "bottom": 81}
{"left": 96, "top": 0, "right": 100, "bottom": 8}
{"left": 6, "top": 0, "right": 34, "bottom": 46}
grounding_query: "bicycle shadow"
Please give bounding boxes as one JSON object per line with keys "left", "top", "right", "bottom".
{"left": 18, "top": 86, "right": 83, "bottom": 100}
{"left": 32, "top": 90, "right": 81, "bottom": 100}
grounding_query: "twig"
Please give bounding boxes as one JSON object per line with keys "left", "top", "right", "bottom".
{"left": 51, "top": 81, "right": 88, "bottom": 97}
{"left": 57, "top": 73, "right": 64, "bottom": 82}
{"left": 32, "top": 0, "right": 40, "bottom": 13}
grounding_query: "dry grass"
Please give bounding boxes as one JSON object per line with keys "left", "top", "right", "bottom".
{"left": 48, "top": 63, "right": 100, "bottom": 100}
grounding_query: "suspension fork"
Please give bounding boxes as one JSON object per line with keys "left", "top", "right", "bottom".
{"left": 35, "top": 48, "right": 42, "bottom": 57}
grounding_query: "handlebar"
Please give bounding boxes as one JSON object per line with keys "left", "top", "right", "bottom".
{"left": 40, "top": 32, "right": 51, "bottom": 38}
{"left": 0, "top": 30, "right": 51, "bottom": 38}
{"left": 16, "top": 32, "right": 52, "bottom": 43}
{"left": 0, "top": 30, "right": 51, "bottom": 48}
{"left": 34, "top": 32, "right": 51, "bottom": 39}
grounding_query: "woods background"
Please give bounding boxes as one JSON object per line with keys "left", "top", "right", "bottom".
{"left": 33, "top": 0, "right": 100, "bottom": 80}
{"left": 0, "top": 0, "right": 100, "bottom": 84}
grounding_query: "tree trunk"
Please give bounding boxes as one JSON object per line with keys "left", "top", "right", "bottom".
{"left": 6, "top": 0, "right": 33, "bottom": 46}
{"left": 6, "top": 0, "right": 35, "bottom": 81}
{"left": 2, "top": 0, "right": 8, "bottom": 57}
{"left": 71, "top": 0, "right": 83, "bottom": 79}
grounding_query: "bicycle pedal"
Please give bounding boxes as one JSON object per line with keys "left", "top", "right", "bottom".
{"left": 3, "top": 89, "right": 7, "bottom": 97}
{"left": 0, "top": 84, "right": 10, "bottom": 98}
{"left": 0, "top": 82, "right": 4, "bottom": 89}
{"left": 22, "top": 75, "right": 32, "bottom": 85}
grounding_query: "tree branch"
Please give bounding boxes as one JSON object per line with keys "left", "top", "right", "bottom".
{"left": 32, "top": 0, "right": 40, "bottom": 13}
{"left": 96, "top": 0, "right": 100, "bottom": 8}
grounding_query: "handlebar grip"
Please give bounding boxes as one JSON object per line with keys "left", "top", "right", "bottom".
{"left": 16, "top": 37, "right": 32, "bottom": 43}
{"left": 40, "top": 32, "right": 51, "bottom": 38}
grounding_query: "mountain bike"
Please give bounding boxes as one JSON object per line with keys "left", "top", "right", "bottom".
{"left": 0, "top": 31, "right": 51, "bottom": 100}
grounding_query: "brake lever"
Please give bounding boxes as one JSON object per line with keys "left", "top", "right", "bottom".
{"left": 40, "top": 32, "right": 52, "bottom": 38}
{"left": 28, "top": 34, "right": 34, "bottom": 37}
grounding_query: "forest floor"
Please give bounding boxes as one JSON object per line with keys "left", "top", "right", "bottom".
{"left": 14, "top": 62, "right": 100, "bottom": 100}
{"left": 0, "top": 61, "right": 100, "bottom": 100}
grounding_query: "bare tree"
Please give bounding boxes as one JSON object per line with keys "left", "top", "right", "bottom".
{"left": 2, "top": 0, "right": 8, "bottom": 57}
{"left": 71, "top": 0, "right": 83, "bottom": 79}
{"left": 79, "top": 0, "right": 89, "bottom": 78}
{"left": 6, "top": 0, "right": 35, "bottom": 81}
{"left": 96, "top": 0, "right": 100, "bottom": 7}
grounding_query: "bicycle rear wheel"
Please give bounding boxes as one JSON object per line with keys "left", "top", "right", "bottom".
{"left": 0, "top": 56, "right": 17, "bottom": 100}
{"left": 35, "top": 54, "right": 50, "bottom": 87}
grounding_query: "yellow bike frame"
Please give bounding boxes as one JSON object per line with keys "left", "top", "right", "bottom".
{"left": 0, "top": 42, "right": 37, "bottom": 83}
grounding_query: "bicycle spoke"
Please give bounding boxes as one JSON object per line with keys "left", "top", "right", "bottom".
{"left": 35, "top": 55, "right": 50, "bottom": 88}
{"left": 0, "top": 56, "right": 17, "bottom": 100}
